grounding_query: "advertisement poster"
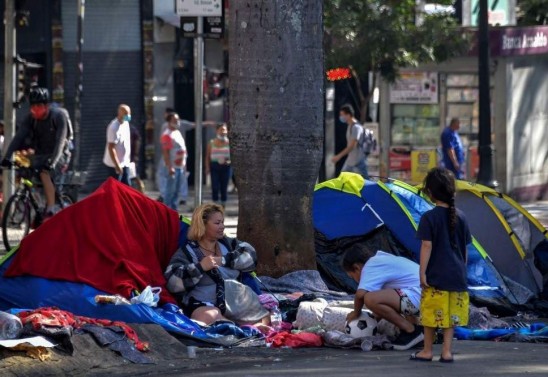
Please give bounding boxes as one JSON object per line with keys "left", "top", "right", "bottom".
{"left": 389, "top": 72, "right": 439, "bottom": 104}
{"left": 389, "top": 146, "right": 412, "bottom": 181}
{"left": 411, "top": 149, "right": 438, "bottom": 184}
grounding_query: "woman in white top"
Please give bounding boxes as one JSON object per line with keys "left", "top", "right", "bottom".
{"left": 206, "top": 124, "right": 231, "bottom": 206}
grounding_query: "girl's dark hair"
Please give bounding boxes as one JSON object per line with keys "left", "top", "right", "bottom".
{"left": 341, "top": 244, "right": 374, "bottom": 272}
{"left": 423, "top": 167, "right": 458, "bottom": 249}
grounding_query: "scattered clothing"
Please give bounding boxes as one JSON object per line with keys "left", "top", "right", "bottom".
{"left": 79, "top": 324, "right": 153, "bottom": 364}
{"left": 322, "top": 330, "right": 392, "bottom": 351}
{"left": 16, "top": 308, "right": 149, "bottom": 352}
{"left": 267, "top": 331, "right": 323, "bottom": 348}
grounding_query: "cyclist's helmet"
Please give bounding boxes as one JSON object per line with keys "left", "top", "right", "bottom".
{"left": 28, "top": 86, "right": 50, "bottom": 105}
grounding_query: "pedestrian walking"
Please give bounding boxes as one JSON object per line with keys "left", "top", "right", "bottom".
{"left": 160, "top": 112, "right": 187, "bottom": 210}
{"left": 331, "top": 104, "right": 368, "bottom": 178}
{"left": 206, "top": 123, "right": 231, "bottom": 207}
{"left": 411, "top": 167, "right": 471, "bottom": 363}
{"left": 103, "top": 104, "right": 132, "bottom": 185}
{"left": 441, "top": 118, "right": 465, "bottom": 179}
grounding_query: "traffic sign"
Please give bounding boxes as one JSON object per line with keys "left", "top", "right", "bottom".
{"left": 175, "top": 0, "right": 222, "bottom": 17}
{"left": 181, "top": 15, "right": 224, "bottom": 39}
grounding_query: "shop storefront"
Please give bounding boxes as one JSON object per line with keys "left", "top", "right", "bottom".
{"left": 378, "top": 25, "right": 548, "bottom": 199}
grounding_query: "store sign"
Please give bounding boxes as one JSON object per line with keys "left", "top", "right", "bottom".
{"left": 492, "top": 26, "right": 548, "bottom": 57}
{"left": 389, "top": 72, "right": 438, "bottom": 104}
{"left": 175, "top": 0, "right": 222, "bottom": 17}
{"left": 411, "top": 149, "right": 438, "bottom": 184}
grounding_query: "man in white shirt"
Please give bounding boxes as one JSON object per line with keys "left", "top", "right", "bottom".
{"left": 103, "top": 104, "right": 132, "bottom": 185}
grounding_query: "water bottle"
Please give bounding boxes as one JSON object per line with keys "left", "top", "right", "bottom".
{"left": 270, "top": 306, "right": 282, "bottom": 331}
{"left": 0, "top": 311, "right": 23, "bottom": 340}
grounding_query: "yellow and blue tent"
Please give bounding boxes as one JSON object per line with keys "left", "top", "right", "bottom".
{"left": 313, "top": 173, "right": 530, "bottom": 312}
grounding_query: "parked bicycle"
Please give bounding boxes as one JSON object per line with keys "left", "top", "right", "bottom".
{"left": 2, "top": 156, "right": 75, "bottom": 251}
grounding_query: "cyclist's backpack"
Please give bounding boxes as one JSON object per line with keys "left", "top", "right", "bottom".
{"left": 358, "top": 126, "right": 377, "bottom": 156}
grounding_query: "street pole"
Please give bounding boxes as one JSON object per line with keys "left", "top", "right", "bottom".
{"left": 73, "top": 0, "right": 85, "bottom": 171}
{"left": 476, "top": 0, "right": 498, "bottom": 188}
{"left": 3, "top": 0, "right": 16, "bottom": 207}
{"left": 194, "top": 16, "right": 204, "bottom": 207}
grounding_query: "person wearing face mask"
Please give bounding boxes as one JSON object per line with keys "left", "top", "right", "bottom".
{"left": 159, "top": 112, "right": 187, "bottom": 210}
{"left": 103, "top": 104, "right": 132, "bottom": 185}
{"left": 206, "top": 124, "right": 231, "bottom": 207}
{"left": 331, "top": 104, "right": 368, "bottom": 178}
{"left": 1, "top": 86, "right": 70, "bottom": 219}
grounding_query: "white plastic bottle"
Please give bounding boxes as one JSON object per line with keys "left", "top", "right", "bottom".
{"left": 270, "top": 306, "right": 282, "bottom": 331}
{"left": 0, "top": 311, "right": 23, "bottom": 340}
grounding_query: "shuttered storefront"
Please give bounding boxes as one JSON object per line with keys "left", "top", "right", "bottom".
{"left": 62, "top": 0, "right": 142, "bottom": 191}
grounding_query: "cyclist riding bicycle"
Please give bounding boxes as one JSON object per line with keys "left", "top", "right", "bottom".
{"left": 1, "top": 86, "right": 71, "bottom": 219}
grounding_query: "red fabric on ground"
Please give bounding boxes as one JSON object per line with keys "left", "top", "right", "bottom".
{"left": 267, "top": 331, "right": 324, "bottom": 348}
{"left": 5, "top": 178, "right": 180, "bottom": 304}
{"left": 17, "top": 307, "right": 149, "bottom": 351}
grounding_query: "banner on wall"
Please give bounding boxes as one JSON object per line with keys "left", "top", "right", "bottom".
{"left": 389, "top": 72, "right": 438, "bottom": 104}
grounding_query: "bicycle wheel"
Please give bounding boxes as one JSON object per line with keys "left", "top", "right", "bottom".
{"left": 2, "top": 194, "right": 32, "bottom": 251}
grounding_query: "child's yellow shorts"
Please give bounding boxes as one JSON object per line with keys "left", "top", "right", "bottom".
{"left": 419, "top": 286, "right": 469, "bottom": 328}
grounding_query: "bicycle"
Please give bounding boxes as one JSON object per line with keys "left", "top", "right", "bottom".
{"left": 2, "top": 158, "right": 75, "bottom": 251}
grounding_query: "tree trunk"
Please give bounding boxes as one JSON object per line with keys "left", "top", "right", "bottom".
{"left": 229, "top": 0, "right": 324, "bottom": 276}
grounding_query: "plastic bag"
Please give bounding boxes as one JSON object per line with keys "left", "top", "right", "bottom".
{"left": 130, "top": 286, "right": 162, "bottom": 307}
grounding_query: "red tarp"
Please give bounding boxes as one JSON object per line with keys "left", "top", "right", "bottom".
{"left": 5, "top": 178, "right": 181, "bottom": 304}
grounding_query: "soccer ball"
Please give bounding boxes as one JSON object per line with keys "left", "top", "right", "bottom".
{"left": 345, "top": 310, "right": 378, "bottom": 338}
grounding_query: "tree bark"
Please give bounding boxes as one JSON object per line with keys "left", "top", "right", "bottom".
{"left": 229, "top": 0, "right": 324, "bottom": 276}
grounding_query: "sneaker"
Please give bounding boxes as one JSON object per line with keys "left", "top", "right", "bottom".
{"left": 392, "top": 325, "right": 424, "bottom": 351}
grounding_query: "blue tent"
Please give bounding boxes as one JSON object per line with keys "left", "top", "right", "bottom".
{"left": 313, "top": 173, "right": 514, "bottom": 311}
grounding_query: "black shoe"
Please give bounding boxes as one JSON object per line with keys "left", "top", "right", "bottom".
{"left": 392, "top": 325, "right": 424, "bottom": 351}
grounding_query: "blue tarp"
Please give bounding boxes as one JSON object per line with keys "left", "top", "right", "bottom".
{"left": 0, "top": 255, "right": 210, "bottom": 339}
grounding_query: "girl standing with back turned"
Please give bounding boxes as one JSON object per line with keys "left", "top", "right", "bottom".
{"left": 411, "top": 167, "right": 471, "bottom": 363}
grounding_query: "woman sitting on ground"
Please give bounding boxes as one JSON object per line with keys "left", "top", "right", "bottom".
{"left": 164, "top": 203, "right": 270, "bottom": 326}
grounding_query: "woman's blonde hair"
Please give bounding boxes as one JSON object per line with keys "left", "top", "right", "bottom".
{"left": 187, "top": 203, "right": 225, "bottom": 241}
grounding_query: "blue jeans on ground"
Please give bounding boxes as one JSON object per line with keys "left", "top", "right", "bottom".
{"left": 110, "top": 166, "right": 131, "bottom": 186}
{"left": 341, "top": 158, "right": 369, "bottom": 179}
{"left": 211, "top": 162, "right": 231, "bottom": 203}
{"left": 161, "top": 166, "right": 182, "bottom": 210}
